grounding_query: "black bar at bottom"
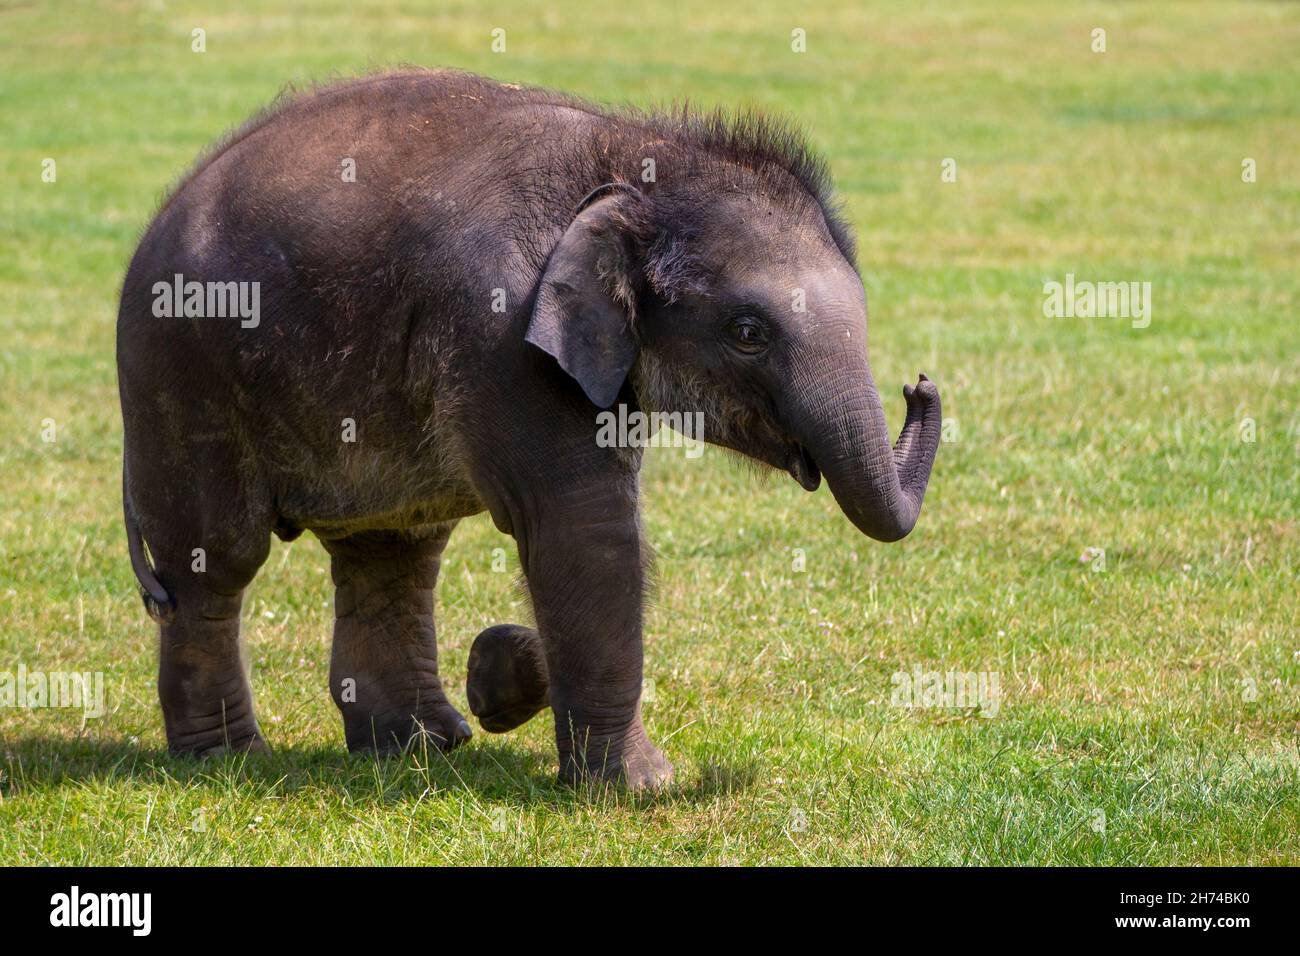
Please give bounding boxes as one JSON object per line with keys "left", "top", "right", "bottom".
{"left": 0, "top": 866, "right": 1288, "bottom": 940}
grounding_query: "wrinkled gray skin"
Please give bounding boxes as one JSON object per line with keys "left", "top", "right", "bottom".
{"left": 118, "top": 70, "right": 941, "bottom": 789}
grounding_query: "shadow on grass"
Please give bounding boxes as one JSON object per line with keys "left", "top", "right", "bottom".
{"left": 0, "top": 735, "right": 760, "bottom": 809}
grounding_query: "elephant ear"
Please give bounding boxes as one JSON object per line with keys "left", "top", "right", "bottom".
{"left": 525, "top": 190, "right": 641, "bottom": 409}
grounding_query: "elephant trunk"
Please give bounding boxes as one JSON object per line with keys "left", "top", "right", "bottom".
{"left": 790, "top": 360, "right": 941, "bottom": 543}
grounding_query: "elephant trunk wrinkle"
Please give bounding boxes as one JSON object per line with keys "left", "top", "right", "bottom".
{"left": 787, "top": 355, "right": 940, "bottom": 543}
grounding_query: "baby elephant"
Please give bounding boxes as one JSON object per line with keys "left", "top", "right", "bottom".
{"left": 118, "top": 69, "right": 941, "bottom": 789}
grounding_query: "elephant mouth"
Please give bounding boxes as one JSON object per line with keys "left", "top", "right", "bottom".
{"left": 786, "top": 443, "right": 822, "bottom": 492}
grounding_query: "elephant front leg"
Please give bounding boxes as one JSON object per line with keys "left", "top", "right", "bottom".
{"left": 324, "top": 526, "right": 471, "bottom": 755}
{"left": 523, "top": 509, "right": 673, "bottom": 790}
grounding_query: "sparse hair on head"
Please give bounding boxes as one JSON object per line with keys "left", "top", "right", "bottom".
{"left": 586, "top": 102, "right": 859, "bottom": 304}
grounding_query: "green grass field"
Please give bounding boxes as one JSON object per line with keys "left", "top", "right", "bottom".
{"left": 1, "top": 0, "right": 1297, "bottom": 865}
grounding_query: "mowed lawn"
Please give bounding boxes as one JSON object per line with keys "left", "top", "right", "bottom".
{"left": 1, "top": 0, "right": 1297, "bottom": 865}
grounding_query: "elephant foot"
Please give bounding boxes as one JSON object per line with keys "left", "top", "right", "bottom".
{"left": 343, "top": 697, "right": 473, "bottom": 756}
{"left": 185, "top": 734, "right": 271, "bottom": 759}
{"left": 167, "top": 718, "right": 270, "bottom": 759}
{"left": 163, "top": 676, "right": 269, "bottom": 758}
{"left": 559, "top": 719, "right": 675, "bottom": 792}
{"left": 466, "top": 624, "right": 550, "bottom": 733}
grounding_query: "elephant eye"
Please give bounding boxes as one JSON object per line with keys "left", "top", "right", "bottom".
{"left": 727, "top": 315, "right": 769, "bottom": 354}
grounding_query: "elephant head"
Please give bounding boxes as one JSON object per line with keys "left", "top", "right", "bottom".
{"left": 526, "top": 158, "right": 941, "bottom": 543}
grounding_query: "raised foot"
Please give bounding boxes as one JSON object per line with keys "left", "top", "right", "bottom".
{"left": 466, "top": 624, "right": 550, "bottom": 733}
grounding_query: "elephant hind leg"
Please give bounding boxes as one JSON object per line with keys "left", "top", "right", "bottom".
{"left": 466, "top": 624, "right": 550, "bottom": 733}
{"left": 126, "top": 447, "right": 272, "bottom": 758}
{"left": 159, "top": 581, "right": 268, "bottom": 756}
{"left": 324, "top": 524, "right": 471, "bottom": 755}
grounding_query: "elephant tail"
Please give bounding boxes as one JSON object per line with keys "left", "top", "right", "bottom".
{"left": 123, "top": 459, "right": 173, "bottom": 620}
